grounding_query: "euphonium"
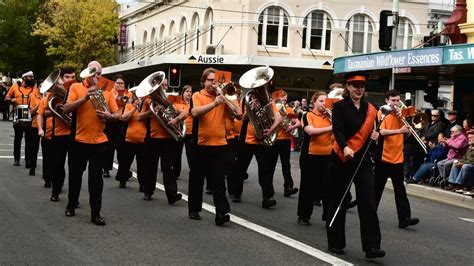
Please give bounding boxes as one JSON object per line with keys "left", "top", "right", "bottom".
{"left": 239, "top": 66, "right": 276, "bottom": 147}
{"left": 39, "top": 69, "right": 72, "bottom": 127}
{"left": 135, "top": 71, "right": 186, "bottom": 141}
{"left": 80, "top": 66, "right": 109, "bottom": 113}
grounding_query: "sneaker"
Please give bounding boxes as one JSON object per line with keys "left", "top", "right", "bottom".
{"left": 463, "top": 191, "right": 474, "bottom": 196}
{"left": 406, "top": 178, "right": 418, "bottom": 184}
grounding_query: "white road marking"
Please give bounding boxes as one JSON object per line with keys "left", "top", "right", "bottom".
{"left": 113, "top": 163, "right": 352, "bottom": 266}
{"left": 0, "top": 144, "right": 14, "bottom": 146}
{"left": 0, "top": 156, "right": 43, "bottom": 159}
{"left": 459, "top": 218, "right": 474, "bottom": 223}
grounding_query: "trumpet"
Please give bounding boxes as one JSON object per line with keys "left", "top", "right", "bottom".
{"left": 39, "top": 70, "right": 72, "bottom": 127}
{"left": 215, "top": 81, "right": 240, "bottom": 117}
{"left": 389, "top": 103, "right": 427, "bottom": 154}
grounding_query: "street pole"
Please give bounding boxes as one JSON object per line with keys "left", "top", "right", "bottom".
{"left": 390, "top": 0, "right": 399, "bottom": 90}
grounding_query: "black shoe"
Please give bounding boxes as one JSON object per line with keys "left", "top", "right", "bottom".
{"left": 205, "top": 188, "right": 213, "bottom": 195}
{"left": 13, "top": 160, "right": 20, "bottom": 166}
{"left": 25, "top": 162, "right": 31, "bottom": 169}
{"left": 139, "top": 185, "right": 144, "bottom": 193}
{"left": 328, "top": 246, "right": 345, "bottom": 255}
{"left": 230, "top": 195, "right": 241, "bottom": 203}
{"left": 168, "top": 193, "right": 182, "bottom": 204}
{"left": 119, "top": 181, "right": 126, "bottom": 188}
{"left": 343, "top": 200, "right": 357, "bottom": 210}
{"left": 313, "top": 199, "right": 322, "bottom": 206}
{"left": 65, "top": 208, "right": 75, "bottom": 217}
{"left": 399, "top": 218, "right": 420, "bottom": 229}
{"left": 50, "top": 195, "right": 59, "bottom": 202}
{"left": 103, "top": 170, "right": 110, "bottom": 178}
{"left": 44, "top": 181, "right": 52, "bottom": 188}
{"left": 29, "top": 168, "right": 35, "bottom": 176}
{"left": 406, "top": 179, "right": 419, "bottom": 184}
{"left": 262, "top": 198, "right": 277, "bottom": 209}
{"left": 189, "top": 212, "right": 202, "bottom": 220}
{"left": 297, "top": 217, "right": 311, "bottom": 226}
{"left": 284, "top": 187, "right": 299, "bottom": 197}
{"left": 215, "top": 213, "right": 230, "bottom": 226}
{"left": 365, "top": 248, "right": 385, "bottom": 258}
{"left": 91, "top": 216, "right": 106, "bottom": 226}
{"left": 143, "top": 194, "right": 152, "bottom": 201}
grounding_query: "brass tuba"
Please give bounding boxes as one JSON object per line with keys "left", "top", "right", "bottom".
{"left": 39, "top": 69, "right": 72, "bottom": 127}
{"left": 80, "top": 66, "right": 108, "bottom": 112}
{"left": 239, "top": 66, "right": 276, "bottom": 147}
{"left": 135, "top": 71, "right": 186, "bottom": 141}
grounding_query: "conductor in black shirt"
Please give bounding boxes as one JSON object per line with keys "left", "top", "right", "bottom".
{"left": 326, "top": 72, "right": 385, "bottom": 259}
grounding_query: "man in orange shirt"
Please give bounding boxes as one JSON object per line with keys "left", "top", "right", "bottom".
{"left": 5, "top": 71, "right": 40, "bottom": 167}
{"left": 270, "top": 89, "right": 300, "bottom": 197}
{"left": 37, "top": 92, "right": 54, "bottom": 188}
{"left": 188, "top": 67, "right": 241, "bottom": 225}
{"left": 63, "top": 61, "right": 119, "bottom": 226}
{"left": 27, "top": 86, "right": 42, "bottom": 176}
{"left": 374, "top": 90, "right": 419, "bottom": 229}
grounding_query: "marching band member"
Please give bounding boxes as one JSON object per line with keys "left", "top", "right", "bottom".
{"left": 103, "top": 74, "right": 128, "bottom": 178}
{"left": 63, "top": 61, "right": 119, "bottom": 226}
{"left": 188, "top": 67, "right": 241, "bottom": 225}
{"left": 115, "top": 86, "right": 146, "bottom": 189}
{"left": 270, "top": 89, "right": 300, "bottom": 197}
{"left": 138, "top": 78, "right": 185, "bottom": 203}
{"left": 27, "top": 85, "right": 42, "bottom": 176}
{"left": 50, "top": 68, "right": 75, "bottom": 202}
{"left": 171, "top": 85, "right": 193, "bottom": 180}
{"left": 37, "top": 92, "right": 54, "bottom": 188}
{"left": 5, "top": 71, "right": 40, "bottom": 167}
{"left": 297, "top": 91, "right": 333, "bottom": 226}
{"left": 374, "top": 90, "right": 419, "bottom": 229}
{"left": 326, "top": 72, "right": 385, "bottom": 258}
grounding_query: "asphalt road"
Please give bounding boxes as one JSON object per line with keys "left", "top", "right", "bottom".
{"left": 0, "top": 120, "right": 472, "bottom": 265}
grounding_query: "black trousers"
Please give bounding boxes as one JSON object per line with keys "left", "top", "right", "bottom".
{"left": 297, "top": 154, "right": 330, "bottom": 220}
{"left": 67, "top": 141, "right": 106, "bottom": 216}
{"left": 104, "top": 121, "right": 123, "bottom": 171}
{"left": 171, "top": 134, "right": 193, "bottom": 179}
{"left": 13, "top": 124, "right": 30, "bottom": 161}
{"left": 41, "top": 138, "right": 53, "bottom": 184}
{"left": 188, "top": 145, "right": 230, "bottom": 215}
{"left": 26, "top": 127, "right": 40, "bottom": 168}
{"left": 1, "top": 103, "right": 9, "bottom": 120}
{"left": 269, "top": 139, "right": 294, "bottom": 189}
{"left": 326, "top": 154, "right": 381, "bottom": 252}
{"left": 374, "top": 162, "right": 411, "bottom": 222}
{"left": 116, "top": 142, "right": 145, "bottom": 186}
{"left": 233, "top": 143, "right": 276, "bottom": 199}
{"left": 51, "top": 135, "right": 69, "bottom": 196}
{"left": 226, "top": 138, "right": 239, "bottom": 196}
{"left": 143, "top": 138, "right": 178, "bottom": 199}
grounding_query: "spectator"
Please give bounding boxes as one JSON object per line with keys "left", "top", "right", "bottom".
{"left": 0, "top": 82, "right": 9, "bottom": 121}
{"left": 444, "top": 110, "right": 462, "bottom": 138}
{"left": 437, "top": 125, "right": 469, "bottom": 182}
{"left": 407, "top": 133, "right": 448, "bottom": 183}
{"left": 446, "top": 130, "right": 474, "bottom": 193}
{"left": 462, "top": 118, "right": 472, "bottom": 136}
{"left": 422, "top": 109, "right": 446, "bottom": 143}
{"left": 301, "top": 98, "right": 309, "bottom": 112}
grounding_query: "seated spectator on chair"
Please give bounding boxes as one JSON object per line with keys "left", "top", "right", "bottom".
{"left": 437, "top": 125, "right": 469, "bottom": 181}
{"left": 445, "top": 129, "right": 474, "bottom": 192}
{"left": 408, "top": 133, "right": 448, "bottom": 183}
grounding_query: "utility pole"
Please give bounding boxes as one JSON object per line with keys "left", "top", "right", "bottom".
{"left": 390, "top": 0, "right": 399, "bottom": 90}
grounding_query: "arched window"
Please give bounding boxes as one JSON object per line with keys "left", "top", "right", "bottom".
{"left": 345, "top": 14, "right": 374, "bottom": 54}
{"left": 302, "top": 10, "right": 332, "bottom": 51}
{"left": 191, "top": 13, "right": 200, "bottom": 51}
{"left": 142, "top": 30, "right": 148, "bottom": 44}
{"left": 258, "top": 6, "right": 289, "bottom": 48}
{"left": 204, "top": 8, "right": 213, "bottom": 46}
{"left": 150, "top": 28, "right": 156, "bottom": 43}
{"left": 396, "top": 18, "right": 414, "bottom": 49}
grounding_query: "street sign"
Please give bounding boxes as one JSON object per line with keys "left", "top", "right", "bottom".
{"left": 394, "top": 67, "right": 411, "bottom": 74}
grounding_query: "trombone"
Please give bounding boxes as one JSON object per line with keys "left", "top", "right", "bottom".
{"left": 392, "top": 102, "right": 427, "bottom": 154}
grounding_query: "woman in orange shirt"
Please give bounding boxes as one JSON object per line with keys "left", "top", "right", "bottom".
{"left": 297, "top": 91, "right": 333, "bottom": 226}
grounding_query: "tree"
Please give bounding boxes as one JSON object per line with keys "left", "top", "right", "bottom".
{"left": 33, "top": 0, "right": 119, "bottom": 71}
{"left": 0, "top": 0, "right": 50, "bottom": 78}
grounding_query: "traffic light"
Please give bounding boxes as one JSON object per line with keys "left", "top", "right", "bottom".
{"left": 379, "top": 10, "right": 393, "bottom": 51}
{"left": 168, "top": 66, "right": 181, "bottom": 88}
{"left": 424, "top": 82, "right": 439, "bottom": 106}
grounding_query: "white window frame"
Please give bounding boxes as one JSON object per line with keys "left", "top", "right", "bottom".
{"left": 259, "top": 7, "right": 289, "bottom": 49}
{"left": 303, "top": 11, "right": 332, "bottom": 52}
{"left": 396, "top": 18, "right": 414, "bottom": 49}
{"left": 346, "top": 14, "right": 373, "bottom": 54}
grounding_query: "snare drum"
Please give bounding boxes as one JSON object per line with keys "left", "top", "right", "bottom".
{"left": 13, "top": 104, "right": 32, "bottom": 126}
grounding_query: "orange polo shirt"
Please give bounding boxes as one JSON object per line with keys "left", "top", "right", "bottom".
{"left": 124, "top": 103, "right": 146, "bottom": 143}
{"left": 233, "top": 99, "right": 243, "bottom": 137}
{"left": 245, "top": 102, "right": 278, "bottom": 145}
{"left": 37, "top": 97, "right": 53, "bottom": 140}
{"left": 192, "top": 89, "right": 228, "bottom": 146}
{"left": 379, "top": 112, "right": 404, "bottom": 164}
{"left": 277, "top": 106, "right": 296, "bottom": 140}
{"left": 305, "top": 110, "right": 334, "bottom": 155}
{"left": 175, "top": 101, "right": 192, "bottom": 135}
{"left": 67, "top": 82, "right": 118, "bottom": 144}
{"left": 29, "top": 93, "right": 42, "bottom": 128}
{"left": 141, "top": 100, "right": 173, "bottom": 139}
{"left": 6, "top": 84, "right": 40, "bottom": 106}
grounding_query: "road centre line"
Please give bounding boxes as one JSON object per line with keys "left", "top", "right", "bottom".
{"left": 459, "top": 218, "right": 474, "bottom": 223}
{"left": 112, "top": 163, "right": 352, "bottom": 266}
